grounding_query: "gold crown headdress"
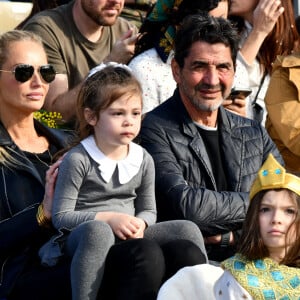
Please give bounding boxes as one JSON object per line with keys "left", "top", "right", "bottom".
{"left": 249, "top": 154, "right": 300, "bottom": 200}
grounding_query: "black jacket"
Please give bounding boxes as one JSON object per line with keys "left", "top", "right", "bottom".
{"left": 0, "top": 120, "right": 73, "bottom": 297}
{"left": 140, "top": 89, "right": 283, "bottom": 236}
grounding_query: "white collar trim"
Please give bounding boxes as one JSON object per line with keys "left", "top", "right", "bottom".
{"left": 81, "top": 136, "right": 143, "bottom": 184}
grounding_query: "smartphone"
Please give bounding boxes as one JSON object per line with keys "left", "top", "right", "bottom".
{"left": 228, "top": 87, "right": 252, "bottom": 100}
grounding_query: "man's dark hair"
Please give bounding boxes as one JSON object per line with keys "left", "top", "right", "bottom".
{"left": 174, "top": 13, "right": 239, "bottom": 70}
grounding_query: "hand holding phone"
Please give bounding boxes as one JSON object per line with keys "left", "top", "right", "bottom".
{"left": 228, "top": 87, "right": 252, "bottom": 100}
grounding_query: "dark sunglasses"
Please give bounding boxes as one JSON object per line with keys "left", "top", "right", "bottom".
{"left": 0, "top": 64, "right": 56, "bottom": 83}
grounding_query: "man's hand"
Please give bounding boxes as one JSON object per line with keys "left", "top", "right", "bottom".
{"left": 104, "top": 28, "right": 140, "bottom": 64}
{"left": 204, "top": 232, "right": 234, "bottom": 245}
{"left": 223, "top": 98, "right": 246, "bottom": 117}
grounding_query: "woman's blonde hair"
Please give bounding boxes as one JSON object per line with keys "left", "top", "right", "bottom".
{"left": 0, "top": 30, "right": 43, "bottom": 69}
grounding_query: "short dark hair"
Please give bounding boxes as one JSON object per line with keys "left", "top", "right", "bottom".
{"left": 174, "top": 13, "right": 239, "bottom": 70}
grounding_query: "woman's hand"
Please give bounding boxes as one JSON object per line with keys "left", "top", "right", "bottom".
{"left": 42, "top": 158, "right": 63, "bottom": 219}
{"left": 252, "top": 0, "right": 284, "bottom": 36}
{"left": 239, "top": 0, "right": 284, "bottom": 65}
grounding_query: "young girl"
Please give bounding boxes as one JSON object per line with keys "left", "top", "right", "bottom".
{"left": 215, "top": 153, "right": 300, "bottom": 299}
{"left": 157, "top": 153, "right": 300, "bottom": 299}
{"left": 48, "top": 62, "right": 207, "bottom": 300}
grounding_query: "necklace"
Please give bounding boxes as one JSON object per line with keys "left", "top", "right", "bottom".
{"left": 33, "top": 149, "right": 53, "bottom": 168}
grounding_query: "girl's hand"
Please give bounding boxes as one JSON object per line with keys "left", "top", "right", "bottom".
{"left": 129, "top": 217, "right": 146, "bottom": 239}
{"left": 42, "top": 158, "right": 63, "bottom": 219}
{"left": 95, "top": 212, "right": 143, "bottom": 240}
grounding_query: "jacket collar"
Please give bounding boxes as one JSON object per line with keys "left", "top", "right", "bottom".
{"left": 0, "top": 120, "right": 73, "bottom": 184}
{"left": 0, "top": 122, "right": 14, "bottom": 147}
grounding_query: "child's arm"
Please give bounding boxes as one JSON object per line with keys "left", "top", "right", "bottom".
{"left": 134, "top": 150, "right": 157, "bottom": 225}
{"left": 52, "top": 149, "right": 97, "bottom": 230}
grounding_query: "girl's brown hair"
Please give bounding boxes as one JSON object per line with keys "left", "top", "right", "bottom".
{"left": 76, "top": 65, "right": 142, "bottom": 140}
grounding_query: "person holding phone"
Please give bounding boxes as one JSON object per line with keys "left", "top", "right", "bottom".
{"left": 222, "top": 87, "right": 252, "bottom": 117}
{"left": 229, "top": 0, "right": 299, "bottom": 124}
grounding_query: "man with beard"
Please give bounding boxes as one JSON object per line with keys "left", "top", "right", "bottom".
{"left": 23, "top": 0, "right": 139, "bottom": 127}
{"left": 139, "top": 14, "right": 283, "bottom": 262}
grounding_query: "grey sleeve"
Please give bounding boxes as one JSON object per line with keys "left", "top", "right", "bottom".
{"left": 52, "top": 150, "right": 97, "bottom": 230}
{"left": 134, "top": 150, "right": 157, "bottom": 226}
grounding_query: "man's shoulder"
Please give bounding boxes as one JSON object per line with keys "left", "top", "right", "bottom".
{"left": 143, "top": 96, "right": 179, "bottom": 124}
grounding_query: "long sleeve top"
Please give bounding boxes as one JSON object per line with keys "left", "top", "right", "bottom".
{"left": 52, "top": 137, "right": 157, "bottom": 230}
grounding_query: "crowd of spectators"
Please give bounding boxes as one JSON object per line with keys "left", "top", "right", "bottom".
{"left": 0, "top": 0, "right": 299, "bottom": 299}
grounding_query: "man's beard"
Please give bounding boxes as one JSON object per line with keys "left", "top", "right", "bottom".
{"left": 183, "top": 82, "right": 224, "bottom": 112}
{"left": 82, "top": 3, "right": 121, "bottom": 26}
{"left": 190, "top": 97, "right": 223, "bottom": 112}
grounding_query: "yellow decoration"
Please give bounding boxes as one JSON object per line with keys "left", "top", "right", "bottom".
{"left": 34, "top": 110, "right": 62, "bottom": 129}
{"left": 222, "top": 254, "right": 300, "bottom": 300}
{"left": 250, "top": 154, "right": 300, "bottom": 200}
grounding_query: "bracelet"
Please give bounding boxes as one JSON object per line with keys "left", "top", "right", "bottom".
{"left": 36, "top": 203, "right": 51, "bottom": 228}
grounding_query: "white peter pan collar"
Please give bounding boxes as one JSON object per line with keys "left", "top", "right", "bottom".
{"left": 80, "top": 135, "right": 143, "bottom": 184}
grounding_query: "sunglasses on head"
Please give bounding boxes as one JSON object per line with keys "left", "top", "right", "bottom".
{"left": 0, "top": 64, "right": 56, "bottom": 83}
